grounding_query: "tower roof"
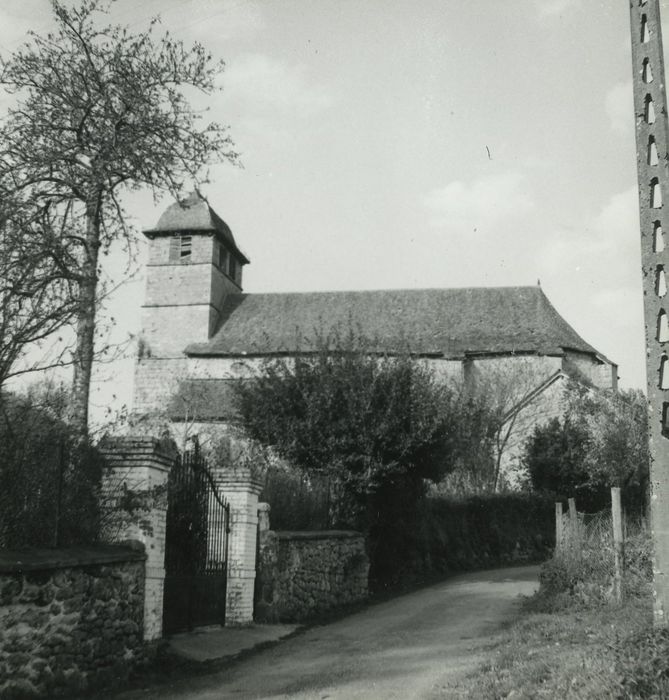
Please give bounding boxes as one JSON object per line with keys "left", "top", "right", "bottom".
{"left": 144, "top": 191, "right": 249, "bottom": 264}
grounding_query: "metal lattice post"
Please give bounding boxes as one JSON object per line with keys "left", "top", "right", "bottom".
{"left": 629, "top": 0, "right": 669, "bottom": 627}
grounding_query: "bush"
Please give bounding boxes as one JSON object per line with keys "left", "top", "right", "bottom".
{"left": 524, "top": 385, "right": 649, "bottom": 514}
{"left": 234, "top": 326, "right": 464, "bottom": 586}
{"left": 0, "top": 387, "right": 103, "bottom": 547}
{"left": 259, "top": 467, "right": 334, "bottom": 530}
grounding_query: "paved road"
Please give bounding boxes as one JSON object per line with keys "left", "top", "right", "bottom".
{"left": 115, "top": 565, "right": 539, "bottom": 700}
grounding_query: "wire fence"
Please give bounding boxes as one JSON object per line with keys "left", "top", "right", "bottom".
{"left": 552, "top": 491, "right": 652, "bottom": 604}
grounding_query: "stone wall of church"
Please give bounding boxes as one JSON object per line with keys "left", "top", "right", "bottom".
{"left": 139, "top": 305, "right": 217, "bottom": 358}
{"left": 563, "top": 350, "right": 617, "bottom": 390}
{"left": 133, "top": 357, "right": 189, "bottom": 415}
{"left": 133, "top": 356, "right": 467, "bottom": 417}
{"left": 498, "top": 376, "right": 569, "bottom": 487}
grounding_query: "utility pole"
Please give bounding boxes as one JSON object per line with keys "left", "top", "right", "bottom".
{"left": 629, "top": 0, "right": 669, "bottom": 627}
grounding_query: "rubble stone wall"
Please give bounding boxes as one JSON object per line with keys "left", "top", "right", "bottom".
{"left": 0, "top": 545, "right": 146, "bottom": 699}
{"left": 255, "top": 531, "right": 368, "bottom": 623}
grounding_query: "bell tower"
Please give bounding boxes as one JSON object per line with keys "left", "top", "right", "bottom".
{"left": 138, "top": 191, "right": 249, "bottom": 359}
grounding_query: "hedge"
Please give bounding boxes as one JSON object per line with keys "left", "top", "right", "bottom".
{"left": 371, "top": 493, "right": 556, "bottom": 592}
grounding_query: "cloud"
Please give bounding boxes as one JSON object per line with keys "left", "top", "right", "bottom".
{"left": 423, "top": 171, "right": 534, "bottom": 231}
{"left": 605, "top": 81, "right": 633, "bottom": 135}
{"left": 542, "top": 188, "right": 640, "bottom": 281}
{"left": 536, "top": 187, "right": 645, "bottom": 386}
{"left": 535, "top": 0, "right": 579, "bottom": 19}
{"left": 223, "top": 53, "right": 333, "bottom": 118}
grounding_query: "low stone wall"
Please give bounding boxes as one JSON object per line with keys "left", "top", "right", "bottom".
{"left": 255, "top": 530, "right": 368, "bottom": 622}
{"left": 0, "top": 544, "right": 146, "bottom": 699}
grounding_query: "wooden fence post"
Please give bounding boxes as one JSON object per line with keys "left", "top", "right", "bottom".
{"left": 568, "top": 497, "right": 578, "bottom": 542}
{"left": 612, "top": 486, "right": 624, "bottom": 604}
{"left": 555, "top": 501, "right": 564, "bottom": 553}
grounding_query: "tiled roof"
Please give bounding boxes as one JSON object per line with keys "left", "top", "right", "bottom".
{"left": 185, "top": 286, "right": 612, "bottom": 363}
{"left": 143, "top": 191, "right": 249, "bottom": 264}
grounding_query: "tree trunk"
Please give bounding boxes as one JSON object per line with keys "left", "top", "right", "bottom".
{"left": 69, "top": 194, "right": 101, "bottom": 443}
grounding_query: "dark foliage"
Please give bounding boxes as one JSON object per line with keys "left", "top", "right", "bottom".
{"left": 372, "top": 493, "right": 555, "bottom": 592}
{"left": 525, "top": 395, "right": 648, "bottom": 514}
{"left": 0, "top": 388, "right": 102, "bottom": 548}
{"left": 234, "top": 327, "right": 469, "bottom": 587}
{"left": 235, "top": 327, "right": 459, "bottom": 553}
{"left": 259, "top": 468, "right": 334, "bottom": 531}
{"left": 524, "top": 417, "right": 600, "bottom": 507}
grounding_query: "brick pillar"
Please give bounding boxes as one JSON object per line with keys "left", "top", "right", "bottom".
{"left": 99, "top": 436, "right": 175, "bottom": 641}
{"left": 215, "top": 467, "right": 263, "bottom": 626}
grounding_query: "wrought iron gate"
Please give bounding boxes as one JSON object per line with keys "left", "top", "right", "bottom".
{"left": 162, "top": 446, "right": 230, "bottom": 634}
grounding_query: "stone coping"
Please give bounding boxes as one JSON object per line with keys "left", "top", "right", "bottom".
{"left": 0, "top": 543, "right": 146, "bottom": 574}
{"left": 272, "top": 530, "right": 363, "bottom": 541}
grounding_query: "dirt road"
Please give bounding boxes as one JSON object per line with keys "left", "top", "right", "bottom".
{"left": 114, "top": 565, "right": 539, "bottom": 700}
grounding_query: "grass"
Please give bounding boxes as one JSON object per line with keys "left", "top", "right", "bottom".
{"left": 442, "top": 526, "right": 669, "bottom": 699}
{"left": 443, "top": 591, "right": 664, "bottom": 698}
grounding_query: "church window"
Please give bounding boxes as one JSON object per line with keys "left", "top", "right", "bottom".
{"left": 229, "top": 257, "right": 237, "bottom": 281}
{"left": 642, "top": 14, "right": 650, "bottom": 43}
{"left": 180, "top": 236, "right": 192, "bottom": 261}
{"left": 218, "top": 243, "right": 230, "bottom": 272}
{"left": 168, "top": 234, "right": 192, "bottom": 263}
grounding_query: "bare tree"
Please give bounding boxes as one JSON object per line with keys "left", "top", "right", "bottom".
{"left": 0, "top": 0, "right": 238, "bottom": 440}
{"left": 0, "top": 199, "right": 79, "bottom": 390}
{"left": 473, "top": 358, "right": 565, "bottom": 492}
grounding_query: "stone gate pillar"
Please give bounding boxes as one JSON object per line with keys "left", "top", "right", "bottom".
{"left": 215, "top": 466, "right": 263, "bottom": 626}
{"left": 99, "top": 436, "right": 175, "bottom": 641}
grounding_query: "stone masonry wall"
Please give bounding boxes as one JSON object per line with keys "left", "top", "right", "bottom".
{"left": 0, "top": 545, "right": 145, "bottom": 699}
{"left": 255, "top": 531, "right": 368, "bottom": 623}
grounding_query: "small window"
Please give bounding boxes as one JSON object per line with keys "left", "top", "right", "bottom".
{"left": 168, "top": 234, "right": 192, "bottom": 263}
{"left": 218, "top": 243, "right": 230, "bottom": 272}
{"left": 641, "top": 14, "right": 650, "bottom": 43}
{"left": 180, "top": 235, "right": 192, "bottom": 261}
{"left": 229, "top": 257, "right": 237, "bottom": 281}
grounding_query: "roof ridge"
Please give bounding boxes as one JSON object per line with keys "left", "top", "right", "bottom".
{"left": 229, "top": 285, "right": 541, "bottom": 297}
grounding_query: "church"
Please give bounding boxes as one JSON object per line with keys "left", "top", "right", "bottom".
{"left": 132, "top": 192, "right": 618, "bottom": 476}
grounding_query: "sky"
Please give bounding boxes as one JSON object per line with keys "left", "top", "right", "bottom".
{"left": 0, "top": 0, "right": 662, "bottom": 424}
